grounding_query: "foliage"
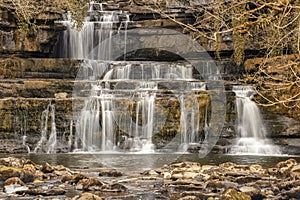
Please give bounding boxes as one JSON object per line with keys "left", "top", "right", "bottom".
{"left": 3, "top": 0, "right": 89, "bottom": 40}
{"left": 143, "top": 0, "right": 300, "bottom": 117}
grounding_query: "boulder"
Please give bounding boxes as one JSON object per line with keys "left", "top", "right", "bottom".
{"left": 4, "top": 177, "right": 26, "bottom": 186}
{"left": 101, "top": 183, "right": 127, "bottom": 192}
{"left": 76, "top": 178, "right": 106, "bottom": 191}
{"left": 62, "top": 173, "right": 88, "bottom": 184}
{"left": 0, "top": 166, "right": 22, "bottom": 181}
{"left": 16, "top": 187, "right": 66, "bottom": 196}
{"left": 221, "top": 188, "right": 251, "bottom": 200}
{"left": 41, "top": 162, "right": 55, "bottom": 173}
{"left": 72, "top": 192, "right": 103, "bottom": 200}
{"left": 99, "top": 168, "right": 123, "bottom": 177}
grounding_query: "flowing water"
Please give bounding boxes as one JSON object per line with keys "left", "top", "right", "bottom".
{"left": 43, "top": 2, "right": 284, "bottom": 157}
{"left": 229, "top": 86, "right": 282, "bottom": 155}
{"left": 34, "top": 103, "right": 57, "bottom": 154}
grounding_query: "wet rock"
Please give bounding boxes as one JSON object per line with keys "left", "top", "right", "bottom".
{"left": 17, "top": 186, "right": 66, "bottom": 196}
{"left": 41, "top": 162, "right": 55, "bottom": 173}
{"left": 23, "top": 164, "right": 36, "bottom": 174}
{"left": 239, "top": 186, "right": 265, "bottom": 200}
{"left": 141, "top": 169, "right": 158, "bottom": 176}
{"left": 276, "top": 159, "right": 297, "bottom": 168}
{"left": 200, "top": 165, "right": 215, "bottom": 173}
{"left": 249, "top": 164, "right": 264, "bottom": 173}
{"left": 219, "top": 162, "right": 236, "bottom": 170}
{"left": 282, "top": 186, "right": 300, "bottom": 199}
{"left": 99, "top": 168, "right": 123, "bottom": 177}
{"left": 183, "top": 171, "right": 199, "bottom": 179}
{"left": 235, "top": 175, "right": 261, "bottom": 184}
{"left": 267, "top": 167, "right": 279, "bottom": 176}
{"left": 178, "top": 196, "right": 200, "bottom": 200}
{"left": 20, "top": 169, "right": 36, "bottom": 183}
{"left": 163, "top": 172, "right": 171, "bottom": 179}
{"left": 62, "top": 173, "right": 88, "bottom": 184}
{"left": 0, "top": 166, "right": 21, "bottom": 181}
{"left": 5, "top": 177, "right": 26, "bottom": 186}
{"left": 76, "top": 178, "right": 106, "bottom": 191}
{"left": 225, "top": 171, "right": 249, "bottom": 177}
{"left": 277, "top": 159, "right": 297, "bottom": 176}
{"left": 0, "top": 157, "right": 32, "bottom": 168}
{"left": 101, "top": 183, "right": 127, "bottom": 192}
{"left": 4, "top": 177, "right": 28, "bottom": 194}
{"left": 205, "top": 180, "right": 226, "bottom": 191}
{"left": 170, "top": 162, "right": 201, "bottom": 171}
{"left": 278, "top": 180, "right": 300, "bottom": 190}
{"left": 181, "top": 191, "right": 220, "bottom": 199}
{"left": 72, "top": 192, "right": 103, "bottom": 200}
{"left": 221, "top": 188, "right": 251, "bottom": 200}
{"left": 290, "top": 164, "right": 300, "bottom": 178}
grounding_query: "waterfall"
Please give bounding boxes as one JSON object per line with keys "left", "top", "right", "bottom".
{"left": 34, "top": 103, "right": 57, "bottom": 153}
{"left": 56, "top": 1, "right": 129, "bottom": 60}
{"left": 229, "top": 86, "right": 281, "bottom": 155}
{"left": 60, "top": 2, "right": 210, "bottom": 153}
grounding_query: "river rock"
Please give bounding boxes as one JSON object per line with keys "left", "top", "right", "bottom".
{"left": 183, "top": 171, "right": 199, "bottom": 179}
{"left": 249, "top": 164, "right": 264, "bottom": 173}
{"left": 0, "top": 157, "right": 32, "bottom": 168}
{"left": 205, "top": 180, "right": 226, "bottom": 191}
{"left": 178, "top": 196, "right": 200, "bottom": 200}
{"left": 99, "top": 168, "right": 123, "bottom": 177}
{"left": 282, "top": 186, "right": 300, "bottom": 199}
{"left": 0, "top": 166, "right": 21, "bottom": 181}
{"left": 181, "top": 191, "right": 220, "bottom": 199}
{"left": 163, "top": 172, "right": 171, "bottom": 179}
{"left": 221, "top": 188, "right": 251, "bottom": 200}
{"left": 17, "top": 186, "right": 66, "bottom": 196}
{"left": 267, "top": 167, "right": 279, "bottom": 176}
{"left": 290, "top": 164, "right": 300, "bottom": 178}
{"left": 3, "top": 177, "right": 28, "bottom": 194}
{"left": 101, "top": 183, "right": 127, "bottom": 192}
{"left": 4, "top": 177, "right": 26, "bottom": 186}
{"left": 235, "top": 175, "right": 261, "bottom": 184}
{"left": 20, "top": 168, "right": 36, "bottom": 183}
{"left": 41, "top": 162, "right": 55, "bottom": 173}
{"left": 72, "top": 192, "right": 103, "bottom": 200}
{"left": 76, "top": 178, "right": 106, "bottom": 191}
{"left": 219, "top": 162, "right": 236, "bottom": 170}
{"left": 62, "top": 173, "right": 88, "bottom": 184}
{"left": 239, "top": 186, "right": 265, "bottom": 200}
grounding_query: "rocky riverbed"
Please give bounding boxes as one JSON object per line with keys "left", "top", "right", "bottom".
{"left": 0, "top": 156, "right": 300, "bottom": 199}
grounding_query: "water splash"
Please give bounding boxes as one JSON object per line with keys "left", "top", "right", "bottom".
{"left": 229, "top": 86, "right": 281, "bottom": 155}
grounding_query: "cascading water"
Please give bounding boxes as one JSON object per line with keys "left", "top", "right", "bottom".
{"left": 34, "top": 103, "right": 57, "bottom": 154}
{"left": 59, "top": 2, "right": 211, "bottom": 153}
{"left": 229, "top": 86, "right": 281, "bottom": 155}
{"left": 56, "top": 1, "right": 129, "bottom": 60}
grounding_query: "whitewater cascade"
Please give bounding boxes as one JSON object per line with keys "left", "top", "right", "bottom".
{"left": 74, "top": 62, "right": 208, "bottom": 152}
{"left": 34, "top": 103, "right": 57, "bottom": 154}
{"left": 56, "top": 1, "right": 129, "bottom": 60}
{"left": 59, "top": 2, "right": 211, "bottom": 152}
{"left": 230, "top": 86, "right": 281, "bottom": 155}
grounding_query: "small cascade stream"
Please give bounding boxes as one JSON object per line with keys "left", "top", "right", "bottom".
{"left": 34, "top": 103, "right": 57, "bottom": 154}
{"left": 230, "top": 86, "right": 281, "bottom": 155}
